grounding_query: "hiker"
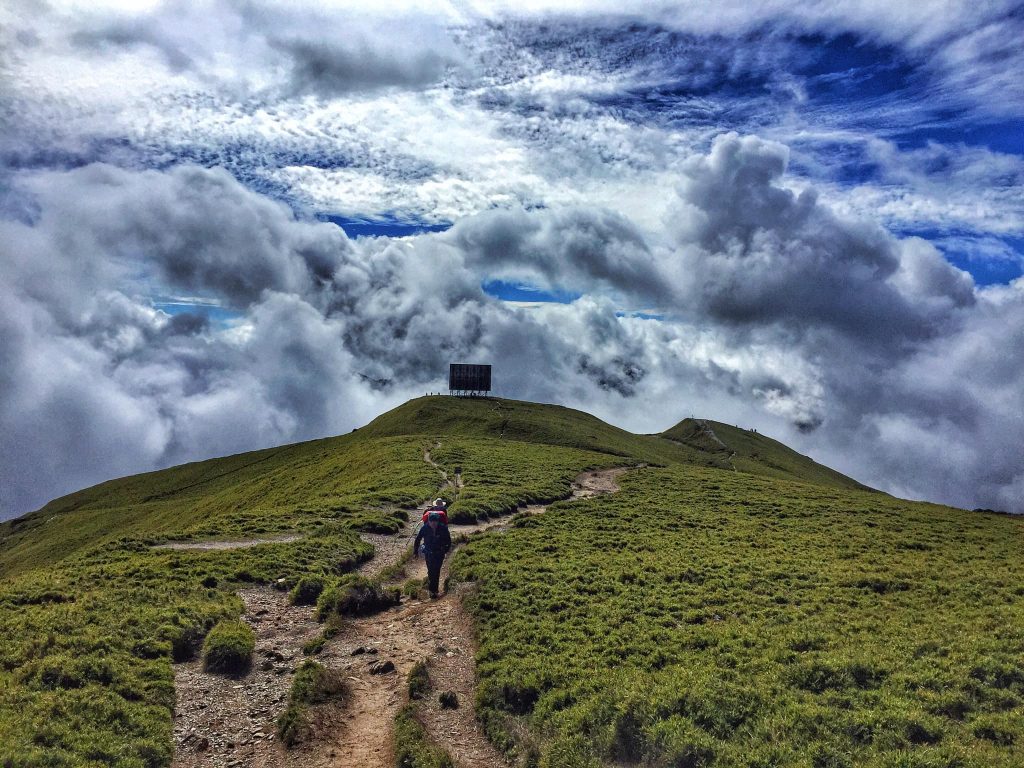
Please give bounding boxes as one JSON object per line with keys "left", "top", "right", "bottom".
{"left": 421, "top": 497, "right": 449, "bottom": 525}
{"left": 414, "top": 510, "right": 451, "bottom": 599}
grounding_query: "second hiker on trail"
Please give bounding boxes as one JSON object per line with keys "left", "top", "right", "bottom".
{"left": 414, "top": 510, "right": 451, "bottom": 599}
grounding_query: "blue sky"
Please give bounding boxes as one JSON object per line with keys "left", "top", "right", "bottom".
{"left": 2, "top": 0, "right": 1024, "bottom": 518}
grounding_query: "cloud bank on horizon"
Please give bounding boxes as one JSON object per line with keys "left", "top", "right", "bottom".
{"left": 1, "top": 0, "right": 1022, "bottom": 517}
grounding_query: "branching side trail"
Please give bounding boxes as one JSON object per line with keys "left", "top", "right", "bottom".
{"left": 171, "top": 448, "right": 629, "bottom": 768}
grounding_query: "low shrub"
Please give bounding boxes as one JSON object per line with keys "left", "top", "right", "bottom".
{"left": 448, "top": 508, "right": 478, "bottom": 524}
{"left": 302, "top": 635, "right": 326, "bottom": 656}
{"left": 159, "top": 621, "right": 207, "bottom": 662}
{"left": 394, "top": 704, "right": 454, "bottom": 768}
{"left": 277, "top": 660, "right": 348, "bottom": 747}
{"left": 290, "top": 574, "right": 326, "bottom": 606}
{"left": 316, "top": 575, "right": 400, "bottom": 620}
{"left": 408, "top": 660, "right": 430, "bottom": 700}
{"left": 202, "top": 620, "right": 255, "bottom": 674}
{"left": 403, "top": 578, "right": 425, "bottom": 598}
{"left": 439, "top": 691, "right": 458, "bottom": 709}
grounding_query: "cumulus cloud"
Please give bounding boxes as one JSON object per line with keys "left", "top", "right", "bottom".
{"left": 2, "top": 139, "right": 1022, "bottom": 520}
{"left": 668, "top": 133, "right": 975, "bottom": 347}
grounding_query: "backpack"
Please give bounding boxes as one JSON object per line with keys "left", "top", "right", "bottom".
{"left": 422, "top": 507, "right": 448, "bottom": 525}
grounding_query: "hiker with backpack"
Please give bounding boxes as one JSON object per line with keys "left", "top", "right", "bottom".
{"left": 414, "top": 509, "right": 451, "bottom": 599}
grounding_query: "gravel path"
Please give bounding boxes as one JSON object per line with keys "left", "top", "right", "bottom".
{"left": 170, "top": 463, "right": 629, "bottom": 768}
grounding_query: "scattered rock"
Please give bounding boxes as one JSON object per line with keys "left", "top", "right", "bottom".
{"left": 195, "top": 737, "right": 210, "bottom": 752}
{"left": 369, "top": 660, "right": 395, "bottom": 675}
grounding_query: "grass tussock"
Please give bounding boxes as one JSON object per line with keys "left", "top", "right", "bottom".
{"left": 289, "top": 574, "right": 326, "bottom": 606}
{"left": 408, "top": 659, "right": 431, "bottom": 700}
{"left": 402, "top": 578, "right": 426, "bottom": 599}
{"left": 394, "top": 703, "right": 454, "bottom": 768}
{"left": 202, "top": 620, "right": 255, "bottom": 675}
{"left": 315, "top": 575, "right": 401, "bottom": 620}
{"left": 277, "top": 660, "right": 349, "bottom": 747}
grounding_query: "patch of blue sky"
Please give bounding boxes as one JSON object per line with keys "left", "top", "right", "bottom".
{"left": 786, "top": 138, "right": 884, "bottom": 186}
{"left": 320, "top": 215, "right": 451, "bottom": 239}
{"left": 797, "top": 33, "right": 916, "bottom": 102}
{"left": 615, "top": 310, "right": 665, "bottom": 321}
{"left": 153, "top": 300, "right": 244, "bottom": 326}
{"left": 946, "top": 255, "right": 1023, "bottom": 286}
{"left": 886, "top": 120, "right": 1024, "bottom": 157}
{"left": 510, "top": 20, "right": 1022, "bottom": 171}
{"left": 481, "top": 280, "right": 581, "bottom": 304}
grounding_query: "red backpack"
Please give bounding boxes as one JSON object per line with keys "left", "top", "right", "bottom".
{"left": 422, "top": 507, "right": 448, "bottom": 525}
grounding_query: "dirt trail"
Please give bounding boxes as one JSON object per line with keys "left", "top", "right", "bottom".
{"left": 171, "top": 465, "right": 628, "bottom": 768}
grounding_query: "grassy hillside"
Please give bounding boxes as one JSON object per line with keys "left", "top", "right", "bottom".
{"left": 5, "top": 395, "right": 1014, "bottom": 768}
{"left": 1, "top": 398, "right": 862, "bottom": 580}
{"left": 662, "top": 417, "right": 871, "bottom": 491}
{"left": 0, "top": 435, "right": 438, "bottom": 578}
{"left": 453, "top": 465, "right": 1024, "bottom": 767}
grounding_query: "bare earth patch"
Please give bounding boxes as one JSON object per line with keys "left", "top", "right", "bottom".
{"left": 571, "top": 467, "right": 629, "bottom": 497}
{"left": 170, "top": 465, "right": 629, "bottom": 768}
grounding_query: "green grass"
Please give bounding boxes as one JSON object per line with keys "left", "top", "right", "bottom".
{"left": 0, "top": 435, "right": 438, "bottom": 578}
{"left": 429, "top": 438, "right": 628, "bottom": 522}
{"left": 0, "top": 531, "right": 371, "bottom": 766}
{"left": 450, "top": 464, "right": 1024, "bottom": 767}
{"left": 277, "top": 660, "right": 349, "bottom": 747}
{"left": 662, "top": 418, "right": 870, "bottom": 490}
{"left": 408, "top": 660, "right": 431, "bottom": 701}
{"left": 359, "top": 396, "right": 711, "bottom": 467}
{"left": 290, "top": 574, "right": 327, "bottom": 606}
{"left": 315, "top": 574, "right": 401, "bottom": 619}
{"left": 394, "top": 703, "right": 455, "bottom": 768}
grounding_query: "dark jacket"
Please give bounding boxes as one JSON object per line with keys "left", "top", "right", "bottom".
{"left": 415, "top": 521, "right": 451, "bottom": 560}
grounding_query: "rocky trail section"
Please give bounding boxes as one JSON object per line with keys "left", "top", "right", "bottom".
{"left": 170, "top": 461, "right": 628, "bottom": 768}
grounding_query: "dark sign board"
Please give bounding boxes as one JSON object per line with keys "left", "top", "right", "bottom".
{"left": 449, "top": 363, "right": 491, "bottom": 393}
